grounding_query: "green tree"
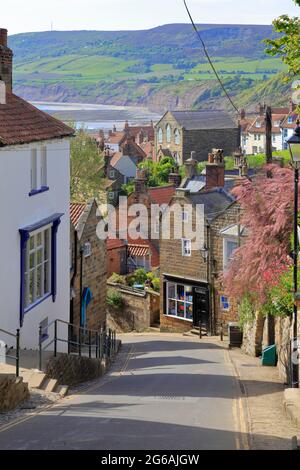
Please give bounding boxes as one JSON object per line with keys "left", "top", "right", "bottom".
{"left": 70, "top": 128, "right": 105, "bottom": 202}
{"left": 264, "top": 1, "right": 300, "bottom": 78}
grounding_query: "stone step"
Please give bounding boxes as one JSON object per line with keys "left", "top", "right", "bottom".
{"left": 55, "top": 384, "right": 69, "bottom": 397}
{"left": 21, "top": 370, "right": 46, "bottom": 389}
{"left": 40, "top": 377, "right": 58, "bottom": 393}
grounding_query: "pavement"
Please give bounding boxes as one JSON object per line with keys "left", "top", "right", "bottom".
{"left": 0, "top": 333, "right": 246, "bottom": 450}
{"left": 0, "top": 332, "right": 298, "bottom": 450}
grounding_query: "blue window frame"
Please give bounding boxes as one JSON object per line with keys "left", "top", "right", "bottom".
{"left": 220, "top": 295, "right": 230, "bottom": 311}
{"left": 19, "top": 213, "right": 63, "bottom": 326}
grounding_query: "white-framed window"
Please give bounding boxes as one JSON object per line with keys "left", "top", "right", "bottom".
{"left": 25, "top": 226, "right": 51, "bottom": 310}
{"left": 40, "top": 146, "right": 47, "bottom": 187}
{"left": 108, "top": 191, "right": 115, "bottom": 200}
{"left": 272, "top": 134, "right": 276, "bottom": 143}
{"left": 31, "top": 149, "right": 37, "bottom": 191}
{"left": 220, "top": 295, "right": 230, "bottom": 311}
{"left": 157, "top": 128, "right": 163, "bottom": 144}
{"left": 109, "top": 170, "right": 115, "bottom": 179}
{"left": 174, "top": 128, "right": 181, "bottom": 145}
{"left": 288, "top": 116, "right": 293, "bottom": 124}
{"left": 166, "top": 282, "right": 193, "bottom": 321}
{"left": 166, "top": 124, "right": 171, "bottom": 144}
{"left": 83, "top": 242, "right": 92, "bottom": 258}
{"left": 255, "top": 121, "right": 261, "bottom": 128}
{"left": 182, "top": 238, "right": 191, "bottom": 257}
{"left": 223, "top": 237, "right": 239, "bottom": 270}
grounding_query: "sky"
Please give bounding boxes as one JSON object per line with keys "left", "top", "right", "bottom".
{"left": 2, "top": 0, "right": 299, "bottom": 35}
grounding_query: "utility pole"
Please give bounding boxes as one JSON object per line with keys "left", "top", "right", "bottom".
{"left": 265, "top": 106, "right": 272, "bottom": 164}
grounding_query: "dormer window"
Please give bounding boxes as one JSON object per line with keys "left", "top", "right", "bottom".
{"left": 288, "top": 116, "right": 293, "bottom": 124}
{"left": 166, "top": 124, "right": 171, "bottom": 144}
{"left": 255, "top": 121, "right": 261, "bottom": 128}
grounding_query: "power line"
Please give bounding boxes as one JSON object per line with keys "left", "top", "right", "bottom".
{"left": 183, "top": 0, "right": 240, "bottom": 114}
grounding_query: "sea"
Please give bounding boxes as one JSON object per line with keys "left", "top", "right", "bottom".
{"left": 32, "top": 101, "right": 161, "bottom": 131}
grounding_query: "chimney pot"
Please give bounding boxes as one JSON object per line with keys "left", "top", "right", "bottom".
{"left": 0, "top": 29, "right": 8, "bottom": 47}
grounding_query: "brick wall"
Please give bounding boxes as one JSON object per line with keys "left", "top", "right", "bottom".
{"left": 107, "top": 246, "right": 127, "bottom": 278}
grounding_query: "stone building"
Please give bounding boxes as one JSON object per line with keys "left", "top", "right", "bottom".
{"left": 70, "top": 200, "right": 107, "bottom": 332}
{"left": 160, "top": 152, "right": 245, "bottom": 333}
{"left": 155, "top": 110, "right": 240, "bottom": 164}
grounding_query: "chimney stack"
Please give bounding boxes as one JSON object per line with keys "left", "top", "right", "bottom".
{"left": 168, "top": 165, "right": 182, "bottom": 188}
{"left": 0, "top": 28, "right": 13, "bottom": 93}
{"left": 184, "top": 151, "right": 198, "bottom": 179}
{"left": 205, "top": 149, "right": 225, "bottom": 190}
{"left": 134, "top": 168, "right": 147, "bottom": 195}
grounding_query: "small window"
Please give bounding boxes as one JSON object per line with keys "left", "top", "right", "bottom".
{"left": 83, "top": 242, "right": 92, "bottom": 258}
{"left": 272, "top": 134, "right": 276, "bottom": 143}
{"left": 255, "top": 121, "right": 261, "bottom": 128}
{"left": 41, "top": 146, "right": 47, "bottom": 187}
{"left": 223, "top": 238, "right": 239, "bottom": 270}
{"left": 108, "top": 191, "right": 115, "bottom": 200}
{"left": 166, "top": 124, "right": 171, "bottom": 144}
{"left": 154, "top": 216, "right": 160, "bottom": 234}
{"left": 220, "top": 296, "right": 230, "bottom": 311}
{"left": 109, "top": 170, "right": 115, "bottom": 179}
{"left": 31, "top": 149, "right": 37, "bottom": 191}
{"left": 288, "top": 116, "right": 293, "bottom": 124}
{"left": 182, "top": 239, "right": 191, "bottom": 257}
{"left": 157, "top": 128, "right": 163, "bottom": 144}
{"left": 40, "top": 317, "right": 49, "bottom": 342}
{"left": 174, "top": 128, "right": 181, "bottom": 145}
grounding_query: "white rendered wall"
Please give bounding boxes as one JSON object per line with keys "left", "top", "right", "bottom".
{"left": 0, "top": 139, "right": 70, "bottom": 350}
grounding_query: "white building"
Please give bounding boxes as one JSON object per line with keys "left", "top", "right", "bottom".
{"left": 243, "top": 111, "right": 288, "bottom": 155}
{"left": 281, "top": 110, "right": 299, "bottom": 150}
{"left": 0, "top": 28, "right": 74, "bottom": 350}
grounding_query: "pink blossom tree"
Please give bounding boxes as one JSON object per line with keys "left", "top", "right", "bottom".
{"left": 223, "top": 165, "right": 297, "bottom": 304}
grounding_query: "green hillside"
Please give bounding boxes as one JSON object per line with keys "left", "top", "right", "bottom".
{"left": 9, "top": 24, "right": 288, "bottom": 111}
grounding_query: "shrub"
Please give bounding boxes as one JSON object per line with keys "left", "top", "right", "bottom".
{"left": 107, "top": 289, "right": 124, "bottom": 310}
{"left": 108, "top": 273, "right": 126, "bottom": 285}
{"left": 151, "top": 278, "right": 160, "bottom": 292}
{"left": 127, "top": 268, "right": 148, "bottom": 286}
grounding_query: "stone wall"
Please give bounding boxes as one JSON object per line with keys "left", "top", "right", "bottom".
{"left": 241, "top": 312, "right": 265, "bottom": 357}
{"left": 45, "top": 355, "right": 104, "bottom": 386}
{"left": 0, "top": 375, "right": 29, "bottom": 412}
{"left": 107, "top": 282, "right": 160, "bottom": 332}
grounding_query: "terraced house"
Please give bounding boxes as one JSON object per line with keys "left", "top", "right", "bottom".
{"left": 0, "top": 28, "right": 74, "bottom": 349}
{"left": 155, "top": 110, "right": 240, "bottom": 164}
{"left": 160, "top": 151, "right": 245, "bottom": 334}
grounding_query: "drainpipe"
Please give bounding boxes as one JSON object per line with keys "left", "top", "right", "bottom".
{"left": 207, "top": 223, "right": 216, "bottom": 336}
{"left": 70, "top": 230, "right": 78, "bottom": 325}
{"left": 79, "top": 246, "right": 84, "bottom": 328}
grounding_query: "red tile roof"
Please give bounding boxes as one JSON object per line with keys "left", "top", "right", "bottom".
{"left": 148, "top": 185, "right": 175, "bottom": 205}
{"left": 248, "top": 114, "right": 288, "bottom": 134}
{"left": 107, "top": 238, "right": 126, "bottom": 250}
{"left": 106, "top": 131, "right": 126, "bottom": 145}
{"left": 70, "top": 203, "right": 86, "bottom": 227}
{"left": 110, "top": 151, "right": 123, "bottom": 167}
{"left": 281, "top": 111, "right": 300, "bottom": 129}
{"left": 0, "top": 93, "right": 74, "bottom": 146}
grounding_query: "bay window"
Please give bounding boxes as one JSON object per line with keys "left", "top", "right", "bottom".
{"left": 166, "top": 282, "right": 193, "bottom": 321}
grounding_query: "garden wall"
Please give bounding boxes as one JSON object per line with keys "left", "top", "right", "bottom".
{"left": 107, "top": 282, "right": 160, "bottom": 332}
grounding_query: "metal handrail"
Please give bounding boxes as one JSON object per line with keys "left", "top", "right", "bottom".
{"left": 0, "top": 327, "right": 20, "bottom": 377}
{"left": 38, "top": 319, "right": 116, "bottom": 371}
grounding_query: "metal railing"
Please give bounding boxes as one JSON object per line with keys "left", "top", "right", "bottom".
{"left": 0, "top": 327, "right": 20, "bottom": 377}
{"left": 38, "top": 319, "right": 117, "bottom": 371}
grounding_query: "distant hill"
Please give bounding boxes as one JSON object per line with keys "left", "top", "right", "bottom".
{"left": 9, "top": 24, "right": 289, "bottom": 112}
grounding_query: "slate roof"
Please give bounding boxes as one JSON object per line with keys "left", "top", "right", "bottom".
{"left": 0, "top": 93, "right": 74, "bottom": 146}
{"left": 188, "top": 188, "right": 235, "bottom": 222}
{"left": 170, "top": 110, "right": 237, "bottom": 130}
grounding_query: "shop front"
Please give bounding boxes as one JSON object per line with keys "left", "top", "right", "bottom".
{"left": 162, "top": 275, "right": 210, "bottom": 331}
